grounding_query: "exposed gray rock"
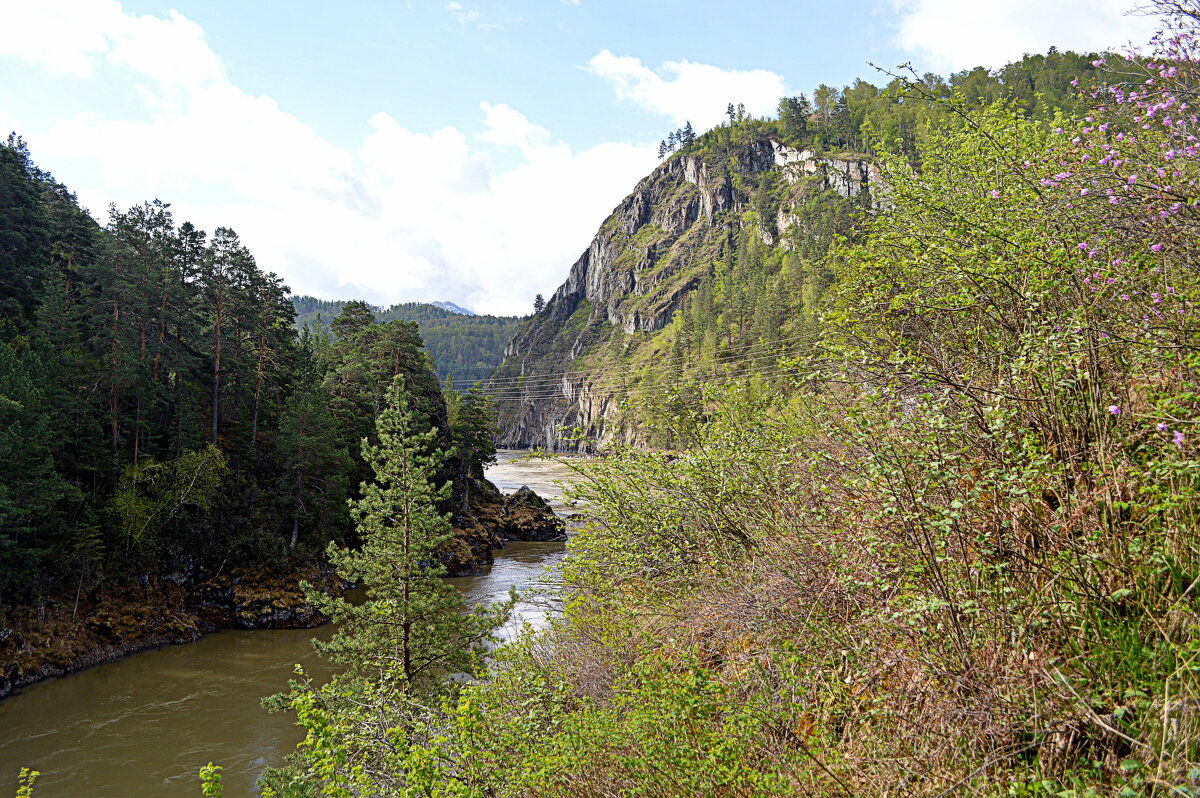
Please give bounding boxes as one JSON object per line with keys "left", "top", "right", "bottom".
{"left": 490, "top": 135, "right": 877, "bottom": 452}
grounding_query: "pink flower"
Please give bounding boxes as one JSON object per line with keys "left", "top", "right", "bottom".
{"left": 1158, "top": 422, "right": 1170, "bottom": 432}
{"left": 1109, "top": 405, "right": 1121, "bottom": 415}
{"left": 990, "top": 189, "right": 1000, "bottom": 198}
{"left": 1152, "top": 244, "right": 1164, "bottom": 252}
{"left": 1175, "top": 430, "right": 1186, "bottom": 448}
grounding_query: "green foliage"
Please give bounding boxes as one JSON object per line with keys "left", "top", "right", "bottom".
{"left": 447, "top": 383, "right": 499, "bottom": 479}
{"left": 110, "top": 445, "right": 228, "bottom": 567}
{"left": 329, "top": 300, "right": 375, "bottom": 339}
{"left": 396, "top": 16, "right": 1200, "bottom": 797}
{"left": 274, "top": 378, "right": 507, "bottom": 796}
{"left": 199, "top": 762, "right": 223, "bottom": 797}
{"left": 0, "top": 334, "right": 75, "bottom": 604}
{"left": 277, "top": 386, "right": 351, "bottom": 552}
{"left": 12, "top": 768, "right": 38, "bottom": 798}
{"left": 292, "top": 296, "right": 522, "bottom": 384}
{"left": 0, "top": 136, "right": 457, "bottom": 612}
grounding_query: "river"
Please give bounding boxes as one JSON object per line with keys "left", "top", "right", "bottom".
{"left": 0, "top": 451, "right": 578, "bottom": 798}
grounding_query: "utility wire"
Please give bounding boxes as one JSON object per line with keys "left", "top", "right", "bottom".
{"left": 485, "top": 364, "right": 820, "bottom": 405}
{"left": 476, "top": 351, "right": 819, "bottom": 399}
{"left": 449, "top": 330, "right": 822, "bottom": 388}
{"left": 473, "top": 336, "right": 820, "bottom": 395}
{"left": 447, "top": 330, "right": 825, "bottom": 397}
{"left": 480, "top": 355, "right": 823, "bottom": 402}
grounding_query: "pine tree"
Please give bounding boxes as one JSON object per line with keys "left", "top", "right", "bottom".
{"left": 278, "top": 386, "right": 350, "bottom": 551}
{"left": 281, "top": 378, "right": 507, "bottom": 794}
{"left": 0, "top": 339, "right": 73, "bottom": 608}
{"left": 681, "top": 121, "right": 695, "bottom": 147}
{"left": 330, "top": 299, "right": 375, "bottom": 339}
{"left": 657, "top": 139, "right": 668, "bottom": 160}
{"left": 314, "top": 377, "right": 501, "bottom": 682}
{"left": 533, "top": 293, "right": 545, "bottom": 313}
{"left": 777, "top": 96, "right": 810, "bottom": 146}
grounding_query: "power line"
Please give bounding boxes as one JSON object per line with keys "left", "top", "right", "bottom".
{"left": 451, "top": 329, "right": 821, "bottom": 388}
{"left": 486, "top": 363, "right": 819, "bottom": 405}
{"left": 447, "top": 330, "right": 824, "bottom": 393}
{"left": 477, "top": 351, "right": 819, "bottom": 400}
{"left": 478, "top": 350, "right": 822, "bottom": 402}
{"left": 474, "top": 336, "right": 821, "bottom": 396}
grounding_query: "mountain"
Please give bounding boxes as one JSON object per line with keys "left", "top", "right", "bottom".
{"left": 487, "top": 126, "right": 870, "bottom": 451}
{"left": 486, "top": 50, "right": 1107, "bottom": 452}
{"left": 431, "top": 300, "right": 475, "bottom": 316}
{"left": 290, "top": 296, "right": 521, "bottom": 384}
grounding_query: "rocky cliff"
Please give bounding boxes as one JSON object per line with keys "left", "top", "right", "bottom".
{"left": 489, "top": 130, "right": 877, "bottom": 451}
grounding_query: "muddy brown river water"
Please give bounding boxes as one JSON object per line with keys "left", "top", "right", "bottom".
{"left": 0, "top": 451, "right": 579, "bottom": 798}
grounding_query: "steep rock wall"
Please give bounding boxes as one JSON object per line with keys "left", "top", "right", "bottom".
{"left": 489, "top": 136, "right": 875, "bottom": 451}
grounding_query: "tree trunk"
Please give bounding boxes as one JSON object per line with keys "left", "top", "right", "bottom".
{"left": 110, "top": 293, "right": 121, "bottom": 456}
{"left": 211, "top": 310, "right": 222, "bottom": 445}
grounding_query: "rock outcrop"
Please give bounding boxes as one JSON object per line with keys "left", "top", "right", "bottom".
{"left": 0, "top": 565, "right": 346, "bottom": 699}
{"left": 489, "top": 134, "right": 876, "bottom": 451}
{"left": 0, "top": 478, "right": 566, "bottom": 698}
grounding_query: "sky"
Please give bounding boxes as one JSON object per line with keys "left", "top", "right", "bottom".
{"left": 0, "top": 0, "right": 1162, "bottom": 315}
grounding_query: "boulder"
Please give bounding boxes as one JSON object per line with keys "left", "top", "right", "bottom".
{"left": 500, "top": 486, "right": 567, "bottom": 542}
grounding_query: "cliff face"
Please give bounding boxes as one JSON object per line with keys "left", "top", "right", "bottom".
{"left": 490, "top": 135, "right": 877, "bottom": 451}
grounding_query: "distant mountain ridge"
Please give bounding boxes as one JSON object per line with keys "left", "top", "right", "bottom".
{"left": 431, "top": 301, "right": 475, "bottom": 316}
{"left": 290, "top": 296, "right": 520, "bottom": 384}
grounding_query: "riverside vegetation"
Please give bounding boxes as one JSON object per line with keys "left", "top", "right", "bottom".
{"left": 0, "top": 135, "right": 523, "bottom": 696}
{"left": 191, "top": 6, "right": 1200, "bottom": 796}
{"left": 290, "top": 297, "right": 522, "bottom": 386}
{"left": 10, "top": 3, "right": 1200, "bottom": 796}
{"left": 488, "top": 41, "right": 1107, "bottom": 452}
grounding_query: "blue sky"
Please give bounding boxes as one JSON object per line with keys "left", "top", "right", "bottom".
{"left": 0, "top": 0, "right": 1159, "bottom": 314}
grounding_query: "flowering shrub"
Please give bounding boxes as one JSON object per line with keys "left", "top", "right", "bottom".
{"left": 288, "top": 6, "right": 1200, "bottom": 797}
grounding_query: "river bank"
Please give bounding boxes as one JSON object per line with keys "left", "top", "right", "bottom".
{"left": 0, "top": 564, "right": 346, "bottom": 701}
{"left": 0, "top": 458, "right": 565, "bottom": 701}
{"left": 0, "top": 450, "right": 580, "bottom": 798}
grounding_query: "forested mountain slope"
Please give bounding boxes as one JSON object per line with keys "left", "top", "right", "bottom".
{"left": 292, "top": 295, "right": 521, "bottom": 384}
{"left": 0, "top": 137, "right": 543, "bottom": 695}
{"left": 488, "top": 49, "right": 1106, "bottom": 451}
{"left": 288, "top": 14, "right": 1200, "bottom": 794}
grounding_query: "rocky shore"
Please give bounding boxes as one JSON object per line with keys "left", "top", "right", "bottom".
{"left": 0, "top": 482, "right": 565, "bottom": 700}
{"left": 0, "top": 564, "right": 346, "bottom": 700}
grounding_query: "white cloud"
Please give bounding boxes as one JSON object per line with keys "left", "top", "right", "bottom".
{"left": 107, "top": 10, "right": 223, "bottom": 88}
{"left": 0, "top": 0, "right": 223, "bottom": 85}
{"left": 1, "top": 2, "right": 657, "bottom": 316}
{"left": 478, "top": 102, "right": 554, "bottom": 157}
{"left": 445, "top": 1, "right": 480, "bottom": 26}
{"left": 891, "top": 0, "right": 1161, "bottom": 72}
{"left": 444, "top": 1, "right": 505, "bottom": 31}
{"left": 586, "top": 50, "right": 787, "bottom": 130}
{"left": 0, "top": 0, "right": 121, "bottom": 77}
